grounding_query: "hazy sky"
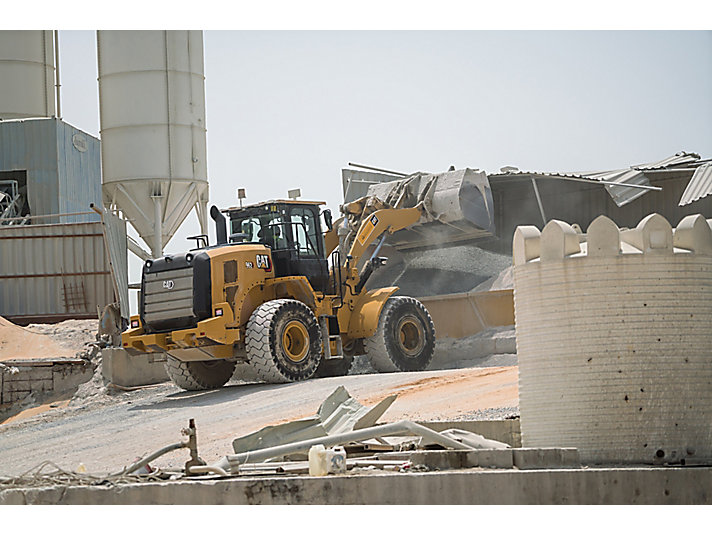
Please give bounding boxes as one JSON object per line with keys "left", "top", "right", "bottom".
{"left": 55, "top": 30, "right": 712, "bottom": 286}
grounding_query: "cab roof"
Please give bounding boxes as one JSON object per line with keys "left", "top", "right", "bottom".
{"left": 222, "top": 199, "right": 326, "bottom": 213}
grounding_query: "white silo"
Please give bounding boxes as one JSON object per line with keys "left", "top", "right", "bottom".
{"left": 0, "top": 30, "right": 56, "bottom": 119}
{"left": 97, "top": 30, "right": 209, "bottom": 258}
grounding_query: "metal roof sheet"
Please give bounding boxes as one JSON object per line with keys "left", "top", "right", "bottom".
{"left": 679, "top": 163, "right": 712, "bottom": 206}
{"left": 633, "top": 151, "right": 701, "bottom": 170}
{"left": 585, "top": 168, "right": 650, "bottom": 207}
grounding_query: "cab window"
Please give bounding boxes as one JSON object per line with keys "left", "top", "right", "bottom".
{"left": 290, "top": 207, "right": 320, "bottom": 257}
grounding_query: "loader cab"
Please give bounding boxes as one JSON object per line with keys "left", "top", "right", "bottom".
{"left": 226, "top": 200, "right": 330, "bottom": 293}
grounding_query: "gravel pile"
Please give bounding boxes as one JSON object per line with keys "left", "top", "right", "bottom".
{"left": 446, "top": 407, "right": 520, "bottom": 421}
{"left": 367, "top": 244, "right": 512, "bottom": 297}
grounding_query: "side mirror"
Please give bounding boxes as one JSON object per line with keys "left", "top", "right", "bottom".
{"left": 323, "top": 209, "right": 333, "bottom": 231}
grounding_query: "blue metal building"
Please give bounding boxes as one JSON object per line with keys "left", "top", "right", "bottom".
{"left": 0, "top": 117, "right": 101, "bottom": 223}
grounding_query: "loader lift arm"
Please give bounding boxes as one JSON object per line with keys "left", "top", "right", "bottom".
{"left": 335, "top": 206, "right": 422, "bottom": 297}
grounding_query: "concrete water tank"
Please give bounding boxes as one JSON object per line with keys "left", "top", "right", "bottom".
{"left": 0, "top": 30, "right": 56, "bottom": 119}
{"left": 97, "top": 30, "right": 209, "bottom": 258}
{"left": 513, "top": 213, "right": 712, "bottom": 464}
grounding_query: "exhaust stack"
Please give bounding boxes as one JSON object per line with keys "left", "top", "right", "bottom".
{"left": 210, "top": 205, "right": 227, "bottom": 245}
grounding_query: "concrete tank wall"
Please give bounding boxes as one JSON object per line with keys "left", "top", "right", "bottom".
{"left": 513, "top": 213, "right": 712, "bottom": 464}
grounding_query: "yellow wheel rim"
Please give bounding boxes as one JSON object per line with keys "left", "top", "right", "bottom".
{"left": 397, "top": 317, "right": 425, "bottom": 357}
{"left": 282, "top": 320, "right": 309, "bottom": 362}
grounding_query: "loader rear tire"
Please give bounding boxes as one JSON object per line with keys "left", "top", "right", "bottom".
{"left": 245, "top": 299, "right": 322, "bottom": 383}
{"left": 364, "top": 296, "right": 435, "bottom": 373}
{"left": 164, "top": 356, "right": 236, "bottom": 391}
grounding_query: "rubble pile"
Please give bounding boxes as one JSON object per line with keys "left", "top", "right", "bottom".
{"left": 25, "top": 320, "right": 99, "bottom": 354}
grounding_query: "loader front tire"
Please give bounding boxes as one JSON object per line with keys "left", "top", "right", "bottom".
{"left": 364, "top": 296, "right": 435, "bottom": 373}
{"left": 165, "top": 356, "right": 236, "bottom": 391}
{"left": 246, "top": 299, "right": 322, "bottom": 383}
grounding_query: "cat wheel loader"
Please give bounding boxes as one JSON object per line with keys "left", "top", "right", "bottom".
{"left": 121, "top": 168, "right": 495, "bottom": 390}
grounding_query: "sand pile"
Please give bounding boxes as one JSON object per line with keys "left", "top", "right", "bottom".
{"left": 0, "top": 317, "right": 77, "bottom": 362}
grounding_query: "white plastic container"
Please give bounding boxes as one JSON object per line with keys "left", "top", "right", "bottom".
{"left": 309, "top": 444, "right": 347, "bottom": 475}
{"left": 308, "top": 444, "right": 328, "bottom": 476}
{"left": 326, "top": 446, "right": 347, "bottom": 474}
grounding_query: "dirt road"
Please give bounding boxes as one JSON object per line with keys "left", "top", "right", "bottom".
{"left": 0, "top": 366, "right": 518, "bottom": 476}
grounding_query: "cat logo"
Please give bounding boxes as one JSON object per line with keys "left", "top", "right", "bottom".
{"left": 256, "top": 254, "right": 271, "bottom": 272}
{"left": 162, "top": 280, "right": 175, "bottom": 290}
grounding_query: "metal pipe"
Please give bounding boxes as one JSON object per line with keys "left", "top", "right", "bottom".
{"left": 187, "top": 465, "right": 229, "bottom": 477}
{"left": 534, "top": 174, "right": 662, "bottom": 191}
{"left": 531, "top": 178, "right": 547, "bottom": 226}
{"left": 127, "top": 236, "right": 152, "bottom": 261}
{"left": 0, "top": 211, "right": 96, "bottom": 223}
{"left": 214, "top": 421, "right": 474, "bottom": 472}
{"left": 152, "top": 194, "right": 163, "bottom": 258}
{"left": 53, "top": 30, "right": 61, "bottom": 119}
{"left": 348, "top": 162, "right": 409, "bottom": 177}
{"left": 112, "top": 441, "right": 187, "bottom": 476}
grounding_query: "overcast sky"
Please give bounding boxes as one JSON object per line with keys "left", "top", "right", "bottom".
{"left": 55, "top": 30, "right": 712, "bottom": 287}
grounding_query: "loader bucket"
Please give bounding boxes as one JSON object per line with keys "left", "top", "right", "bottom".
{"left": 365, "top": 168, "right": 495, "bottom": 251}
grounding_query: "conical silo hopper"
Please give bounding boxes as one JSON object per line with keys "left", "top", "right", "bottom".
{"left": 98, "top": 30, "right": 209, "bottom": 258}
{"left": 343, "top": 168, "right": 495, "bottom": 252}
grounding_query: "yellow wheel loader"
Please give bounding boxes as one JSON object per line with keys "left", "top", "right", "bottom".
{"left": 121, "top": 168, "right": 495, "bottom": 390}
{"left": 122, "top": 200, "right": 439, "bottom": 389}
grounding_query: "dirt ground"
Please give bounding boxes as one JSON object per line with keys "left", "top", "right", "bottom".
{"left": 0, "top": 366, "right": 518, "bottom": 477}
{"left": 0, "top": 316, "right": 519, "bottom": 477}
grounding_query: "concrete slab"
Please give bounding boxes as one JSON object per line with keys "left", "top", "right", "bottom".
{"left": 513, "top": 448, "right": 580, "bottom": 469}
{"left": 2, "top": 466, "right": 710, "bottom": 504}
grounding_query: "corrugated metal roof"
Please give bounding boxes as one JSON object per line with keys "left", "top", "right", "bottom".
{"left": 488, "top": 169, "right": 651, "bottom": 207}
{"left": 488, "top": 152, "right": 707, "bottom": 208}
{"left": 585, "top": 168, "right": 650, "bottom": 207}
{"left": 679, "top": 163, "right": 712, "bottom": 207}
{"left": 633, "top": 151, "right": 701, "bottom": 170}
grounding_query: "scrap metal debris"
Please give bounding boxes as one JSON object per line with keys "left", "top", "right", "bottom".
{"left": 232, "top": 385, "right": 397, "bottom": 457}
{"left": 214, "top": 387, "right": 510, "bottom": 476}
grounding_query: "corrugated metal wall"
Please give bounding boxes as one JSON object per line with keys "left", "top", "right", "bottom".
{"left": 489, "top": 172, "right": 712, "bottom": 253}
{"left": 56, "top": 120, "right": 102, "bottom": 223}
{"left": 0, "top": 118, "right": 101, "bottom": 224}
{"left": 0, "top": 221, "right": 114, "bottom": 323}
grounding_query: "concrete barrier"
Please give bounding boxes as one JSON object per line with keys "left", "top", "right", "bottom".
{"left": 1, "top": 359, "right": 92, "bottom": 405}
{"left": 3, "top": 466, "right": 710, "bottom": 504}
